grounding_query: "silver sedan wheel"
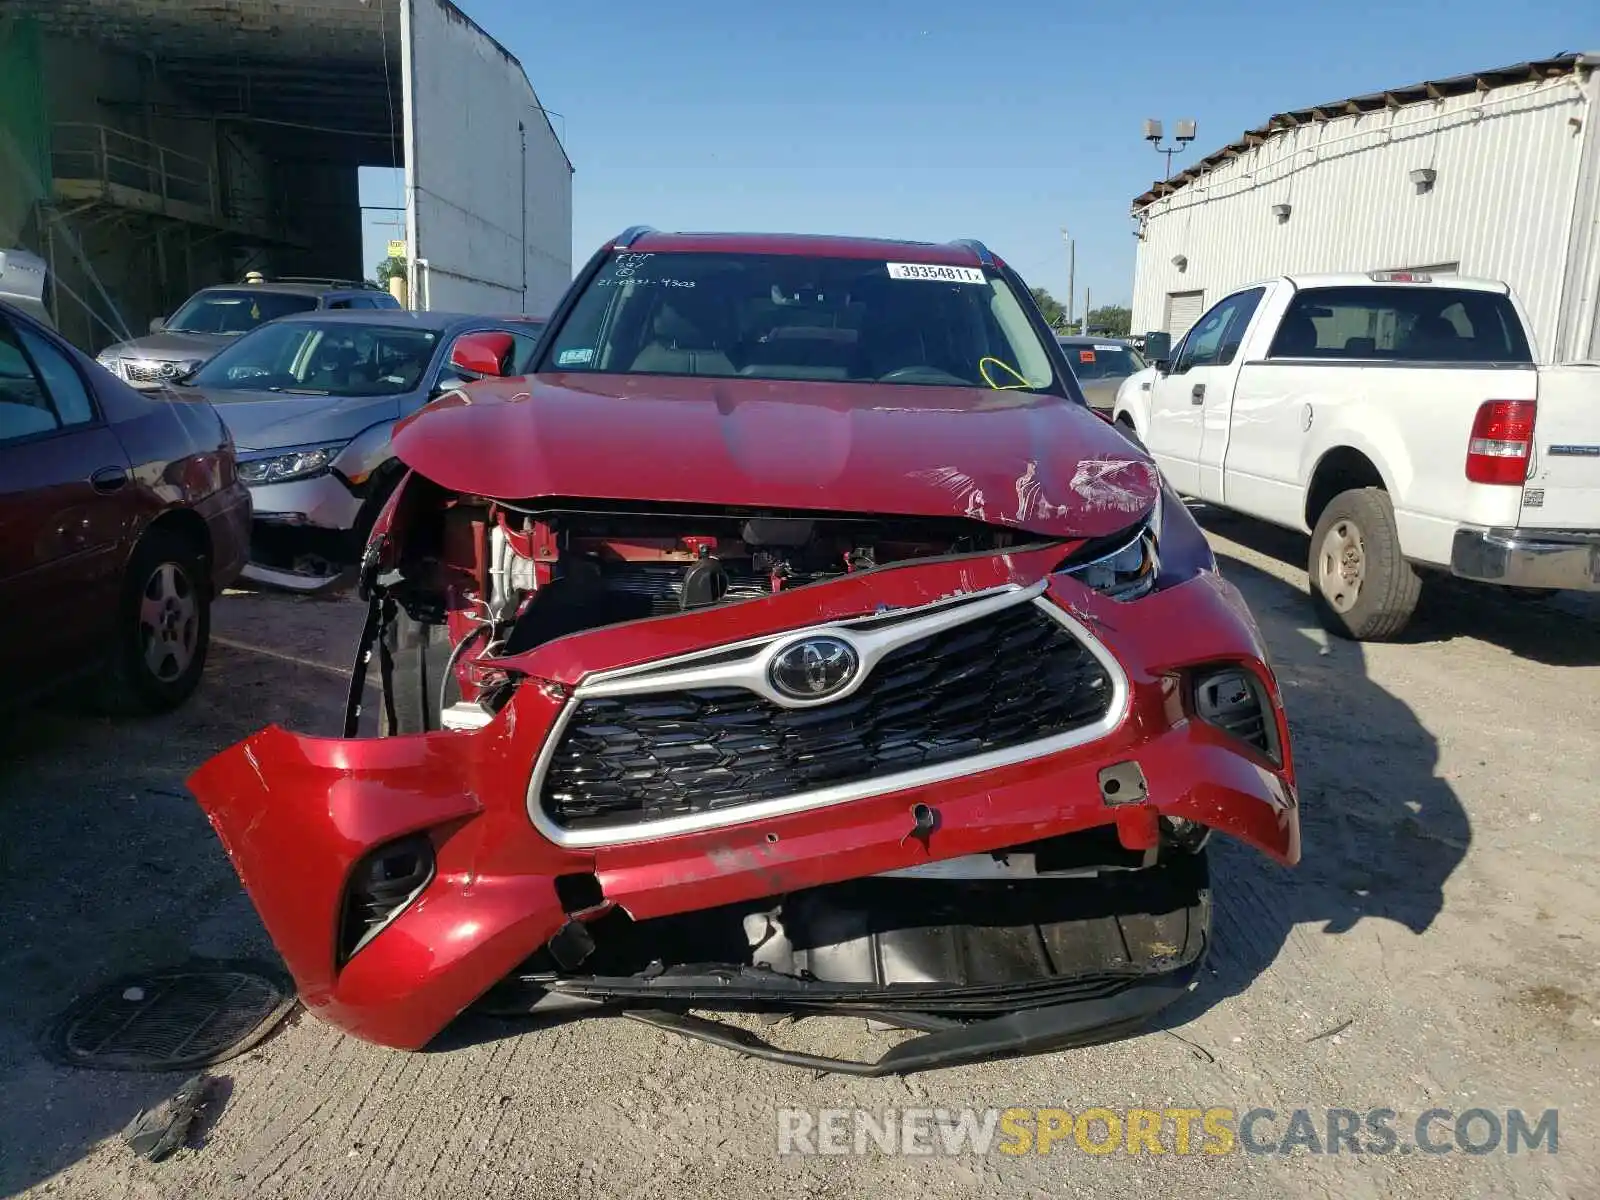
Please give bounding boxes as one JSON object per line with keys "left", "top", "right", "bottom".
{"left": 1316, "top": 519, "right": 1366, "bottom": 614}
{"left": 138, "top": 561, "right": 199, "bottom": 682}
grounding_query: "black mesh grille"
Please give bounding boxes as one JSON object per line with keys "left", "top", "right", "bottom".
{"left": 539, "top": 601, "right": 1115, "bottom": 831}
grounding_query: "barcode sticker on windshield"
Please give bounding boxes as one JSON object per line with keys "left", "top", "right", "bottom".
{"left": 886, "top": 262, "right": 987, "bottom": 284}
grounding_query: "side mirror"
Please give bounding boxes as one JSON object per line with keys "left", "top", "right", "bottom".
{"left": 448, "top": 330, "right": 515, "bottom": 379}
{"left": 1142, "top": 331, "right": 1172, "bottom": 362}
{"left": 149, "top": 316, "right": 166, "bottom": 334}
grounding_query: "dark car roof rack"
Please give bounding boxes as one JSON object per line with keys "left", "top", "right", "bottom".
{"left": 262, "top": 276, "right": 387, "bottom": 291}
{"left": 950, "top": 239, "right": 995, "bottom": 267}
{"left": 613, "top": 226, "right": 656, "bottom": 248}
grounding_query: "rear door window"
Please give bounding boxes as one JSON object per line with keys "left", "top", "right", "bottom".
{"left": 1268, "top": 287, "right": 1533, "bottom": 363}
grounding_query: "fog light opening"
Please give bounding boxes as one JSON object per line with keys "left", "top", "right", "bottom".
{"left": 338, "top": 833, "right": 436, "bottom": 965}
{"left": 1191, "top": 666, "right": 1279, "bottom": 763}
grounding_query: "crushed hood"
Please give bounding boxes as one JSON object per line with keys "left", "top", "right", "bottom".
{"left": 190, "top": 388, "right": 405, "bottom": 452}
{"left": 391, "top": 374, "right": 1160, "bottom": 538}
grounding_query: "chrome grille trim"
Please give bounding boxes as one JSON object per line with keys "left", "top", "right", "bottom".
{"left": 524, "top": 581, "right": 1130, "bottom": 849}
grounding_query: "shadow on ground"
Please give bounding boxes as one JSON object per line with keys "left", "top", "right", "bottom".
{"left": 0, "top": 595, "right": 363, "bottom": 1198}
{"left": 1191, "top": 504, "right": 1600, "bottom": 668}
{"left": 1150, "top": 537, "right": 1474, "bottom": 1034}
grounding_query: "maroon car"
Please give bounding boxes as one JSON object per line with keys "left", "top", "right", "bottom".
{"left": 191, "top": 232, "right": 1299, "bottom": 1074}
{"left": 0, "top": 300, "right": 250, "bottom": 713}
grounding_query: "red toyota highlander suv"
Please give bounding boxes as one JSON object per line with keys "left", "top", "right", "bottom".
{"left": 191, "top": 230, "right": 1299, "bottom": 1074}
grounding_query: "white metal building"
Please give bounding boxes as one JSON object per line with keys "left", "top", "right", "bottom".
{"left": 1129, "top": 53, "right": 1600, "bottom": 364}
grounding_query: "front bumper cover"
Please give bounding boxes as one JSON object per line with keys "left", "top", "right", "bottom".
{"left": 189, "top": 552, "right": 1298, "bottom": 1060}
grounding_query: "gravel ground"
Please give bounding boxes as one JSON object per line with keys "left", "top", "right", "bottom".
{"left": 1, "top": 511, "right": 1596, "bottom": 1199}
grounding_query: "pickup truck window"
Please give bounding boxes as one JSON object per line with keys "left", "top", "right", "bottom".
{"left": 1174, "top": 288, "right": 1264, "bottom": 372}
{"left": 1267, "top": 286, "right": 1532, "bottom": 363}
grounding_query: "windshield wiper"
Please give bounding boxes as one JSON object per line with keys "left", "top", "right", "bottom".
{"left": 266, "top": 386, "right": 332, "bottom": 395}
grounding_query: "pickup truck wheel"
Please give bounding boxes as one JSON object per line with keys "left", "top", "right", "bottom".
{"left": 1309, "top": 488, "right": 1421, "bottom": 641}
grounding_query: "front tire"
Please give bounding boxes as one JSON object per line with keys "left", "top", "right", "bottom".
{"left": 101, "top": 527, "right": 211, "bottom": 714}
{"left": 379, "top": 605, "right": 450, "bottom": 734}
{"left": 1308, "top": 487, "right": 1422, "bottom": 641}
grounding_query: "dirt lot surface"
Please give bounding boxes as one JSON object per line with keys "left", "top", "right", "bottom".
{"left": 2, "top": 510, "right": 1597, "bottom": 1199}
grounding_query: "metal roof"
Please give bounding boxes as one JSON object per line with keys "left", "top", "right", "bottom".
{"left": 1132, "top": 52, "right": 1599, "bottom": 211}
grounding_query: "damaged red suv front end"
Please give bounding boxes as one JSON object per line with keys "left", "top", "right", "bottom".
{"left": 190, "top": 231, "right": 1298, "bottom": 1074}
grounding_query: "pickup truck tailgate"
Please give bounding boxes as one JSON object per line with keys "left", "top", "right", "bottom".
{"left": 1523, "top": 365, "right": 1600, "bottom": 532}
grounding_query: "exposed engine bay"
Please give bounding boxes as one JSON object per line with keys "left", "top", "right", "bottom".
{"left": 368, "top": 475, "right": 1092, "bottom": 730}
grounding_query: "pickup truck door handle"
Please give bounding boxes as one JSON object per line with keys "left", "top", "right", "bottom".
{"left": 1190, "top": 384, "right": 1206, "bottom": 405}
{"left": 90, "top": 466, "right": 129, "bottom": 494}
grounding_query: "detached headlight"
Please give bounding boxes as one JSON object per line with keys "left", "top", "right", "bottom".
{"left": 237, "top": 443, "right": 348, "bottom": 485}
{"left": 1058, "top": 496, "right": 1162, "bottom": 601}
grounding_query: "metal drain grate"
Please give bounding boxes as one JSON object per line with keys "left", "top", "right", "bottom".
{"left": 43, "top": 960, "right": 298, "bottom": 1072}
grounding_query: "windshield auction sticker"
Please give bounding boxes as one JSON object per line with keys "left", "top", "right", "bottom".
{"left": 886, "top": 263, "right": 987, "bottom": 284}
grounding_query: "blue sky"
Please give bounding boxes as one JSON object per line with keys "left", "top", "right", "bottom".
{"left": 362, "top": 0, "right": 1596, "bottom": 315}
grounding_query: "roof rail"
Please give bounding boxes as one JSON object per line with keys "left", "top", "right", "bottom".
{"left": 614, "top": 226, "right": 656, "bottom": 248}
{"left": 269, "top": 275, "right": 384, "bottom": 290}
{"left": 951, "top": 239, "right": 994, "bottom": 267}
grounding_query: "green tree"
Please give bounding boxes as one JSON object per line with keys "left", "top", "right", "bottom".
{"left": 1029, "top": 286, "right": 1065, "bottom": 330}
{"left": 376, "top": 255, "right": 408, "bottom": 288}
{"left": 1087, "top": 305, "right": 1132, "bottom": 337}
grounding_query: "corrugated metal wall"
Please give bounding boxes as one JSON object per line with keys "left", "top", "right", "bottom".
{"left": 1131, "top": 69, "right": 1599, "bottom": 363}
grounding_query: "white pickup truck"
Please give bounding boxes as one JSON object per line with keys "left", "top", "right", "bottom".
{"left": 1112, "top": 271, "right": 1599, "bottom": 640}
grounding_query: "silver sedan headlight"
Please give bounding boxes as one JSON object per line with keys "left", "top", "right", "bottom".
{"left": 237, "top": 443, "right": 349, "bottom": 486}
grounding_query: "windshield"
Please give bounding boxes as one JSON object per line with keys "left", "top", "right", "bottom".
{"left": 188, "top": 320, "right": 441, "bottom": 397}
{"left": 541, "top": 252, "right": 1057, "bottom": 391}
{"left": 165, "top": 289, "right": 320, "bottom": 335}
{"left": 1059, "top": 341, "right": 1147, "bottom": 380}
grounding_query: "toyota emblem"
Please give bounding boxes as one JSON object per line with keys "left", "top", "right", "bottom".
{"left": 159, "top": 361, "right": 178, "bottom": 378}
{"left": 768, "top": 636, "right": 860, "bottom": 701}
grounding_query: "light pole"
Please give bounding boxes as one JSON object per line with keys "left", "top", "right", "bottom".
{"left": 1143, "top": 117, "right": 1197, "bottom": 179}
{"left": 1059, "top": 227, "right": 1075, "bottom": 329}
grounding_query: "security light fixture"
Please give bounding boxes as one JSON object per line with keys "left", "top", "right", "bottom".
{"left": 1145, "top": 117, "right": 1199, "bottom": 178}
{"left": 1171, "top": 254, "right": 1188, "bottom": 271}
{"left": 1271, "top": 203, "right": 1292, "bottom": 224}
{"left": 1410, "top": 167, "right": 1437, "bottom": 194}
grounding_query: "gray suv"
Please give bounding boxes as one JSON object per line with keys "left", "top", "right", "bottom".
{"left": 96, "top": 276, "right": 401, "bottom": 389}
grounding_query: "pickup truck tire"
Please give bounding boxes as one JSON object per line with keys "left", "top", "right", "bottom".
{"left": 1308, "top": 488, "right": 1422, "bottom": 641}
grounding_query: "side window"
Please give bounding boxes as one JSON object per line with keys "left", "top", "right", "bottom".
{"left": 0, "top": 319, "right": 96, "bottom": 443}
{"left": 509, "top": 332, "right": 542, "bottom": 374}
{"left": 1176, "top": 288, "right": 1265, "bottom": 372}
{"left": 17, "top": 328, "right": 94, "bottom": 425}
{"left": 0, "top": 320, "right": 58, "bottom": 442}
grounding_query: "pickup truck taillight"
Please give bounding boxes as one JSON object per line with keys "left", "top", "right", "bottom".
{"left": 1465, "top": 400, "right": 1536, "bottom": 485}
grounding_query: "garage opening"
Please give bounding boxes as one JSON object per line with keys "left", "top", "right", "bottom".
{"left": 1163, "top": 290, "right": 1205, "bottom": 340}
{"left": 0, "top": 0, "right": 571, "bottom": 355}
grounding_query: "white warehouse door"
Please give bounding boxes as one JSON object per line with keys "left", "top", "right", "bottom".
{"left": 1164, "top": 290, "right": 1206, "bottom": 339}
{"left": 400, "top": 0, "right": 572, "bottom": 315}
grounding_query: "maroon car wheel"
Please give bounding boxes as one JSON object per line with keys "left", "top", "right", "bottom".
{"left": 102, "top": 528, "right": 212, "bottom": 715}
